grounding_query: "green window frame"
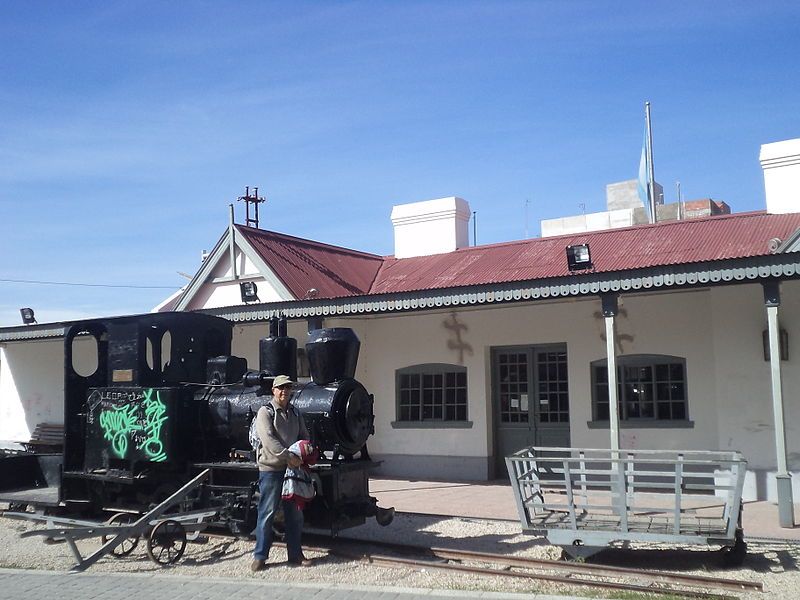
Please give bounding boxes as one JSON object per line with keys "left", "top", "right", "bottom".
{"left": 591, "top": 354, "right": 688, "bottom": 422}
{"left": 396, "top": 363, "right": 468, "bottom": 423}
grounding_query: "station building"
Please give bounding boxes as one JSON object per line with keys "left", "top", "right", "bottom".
{"left": 2, "top": 137, "right": 800, "bottom": 504}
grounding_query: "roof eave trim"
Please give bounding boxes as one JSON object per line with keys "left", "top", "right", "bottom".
{"left": 200, "top": 253, "right": 800, "bottom": 322}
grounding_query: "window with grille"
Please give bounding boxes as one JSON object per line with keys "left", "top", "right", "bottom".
{"left": 397, "top": 364, "right": 468, "bottom": 422}
{"left": 592, "top": 355, "right": 688, "bottom": 422}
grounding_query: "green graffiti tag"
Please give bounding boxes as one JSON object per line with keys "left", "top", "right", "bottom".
{"left": 99, "top": 404, "right": 141, "bottom": 458}
{"left": 137, "top": 388, "right": 169, "bottom": 462}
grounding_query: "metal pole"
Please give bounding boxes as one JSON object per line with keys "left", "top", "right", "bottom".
{"left": 767, "top": 303, "right": 795, "bottom": 526}
{"left": 473, "top": 211, "right": 477, "bottom": 246}
{"left": 676, "top": 181, "right": 682, "bottom": 220}
{"left": 606, "top": 316, "right": 620, "bottom": 452}
{"left": 229, "top": 203, "right": 237, "bottom": 280}
{"left": 645, "top": 102, "right": 656, "bottom": 224}
{"left": 602, "top": 293, "right": 621, "bottom": 452}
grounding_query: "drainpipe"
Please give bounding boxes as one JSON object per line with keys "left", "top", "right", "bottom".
{"left": 764, "top": 281, "right": 795, "bottom": 527}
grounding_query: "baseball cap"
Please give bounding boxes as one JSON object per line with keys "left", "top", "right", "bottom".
{"left": 272, "top": 374, "right": 295, "bottom": 388}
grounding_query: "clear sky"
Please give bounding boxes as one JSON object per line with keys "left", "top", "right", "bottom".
{"left": 1, "top": 1, "right": 799, "bottom": 327}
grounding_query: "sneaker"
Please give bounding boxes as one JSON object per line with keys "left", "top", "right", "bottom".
{"left": 287, "top": 555, "right": 312, "bottom": 567}
{"left": 250, "top": 559, "right": 266, "bottom": 572}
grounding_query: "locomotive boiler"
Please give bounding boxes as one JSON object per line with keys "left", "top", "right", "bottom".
{"left": 14, "top": 310, "right": 392, "bottom": 535}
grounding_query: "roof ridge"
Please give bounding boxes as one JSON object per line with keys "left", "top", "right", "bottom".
{"left": 236, "top": 225, "right": 384, "bottom": 260}
{"left": 389, "top": 210, "right": 775, "bottom": 256}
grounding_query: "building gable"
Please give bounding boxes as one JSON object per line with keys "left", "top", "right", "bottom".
{"left": 173, "top": 227, "right": 294, "bottom": 312}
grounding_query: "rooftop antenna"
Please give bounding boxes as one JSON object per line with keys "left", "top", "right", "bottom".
{"left": 237, "top": 186, "right": 267, "bottom": 229}
{"left": 524, "top": 198, "right": 530, "bottom": 239}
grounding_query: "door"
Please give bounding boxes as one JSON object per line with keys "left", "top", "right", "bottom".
{"left": 493, "top": 345, "right": 571, "bottom": 477}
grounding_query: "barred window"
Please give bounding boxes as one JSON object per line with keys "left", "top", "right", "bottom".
{"left": 592, "top": 355, "right": 688, "bottom": 422}
{"left": 397, "top": 364, "right": 468, "bottom": 422}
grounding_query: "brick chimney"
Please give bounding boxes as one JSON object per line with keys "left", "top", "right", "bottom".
{"left": 760, "top": 138, "right": 800, "bottom": 214}
{"left": 390, "top": 197, "right": 471, "bottom": 259}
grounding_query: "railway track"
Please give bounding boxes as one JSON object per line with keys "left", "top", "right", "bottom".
{"left": 303, "top": 534, "right": 763, "bottom": 599}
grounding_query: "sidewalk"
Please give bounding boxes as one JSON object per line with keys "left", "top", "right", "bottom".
{"left": 0, "top": 568, "right": 583, "bottom": 600}
{"left": 369, "top": 478, "right": 800, "bottom": 541}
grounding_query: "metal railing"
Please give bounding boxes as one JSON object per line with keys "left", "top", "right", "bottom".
{"left": 506, "top": 447, "right": 746, "bottom": 546}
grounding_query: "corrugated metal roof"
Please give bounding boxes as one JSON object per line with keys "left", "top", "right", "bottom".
{"left": 370, "top": 212, "right": 800, "bottom": 294}
{"left": 237, "top": 226, "right": 384, "bottom": 299}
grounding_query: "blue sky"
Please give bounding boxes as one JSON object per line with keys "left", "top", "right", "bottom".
{"left": 1, "top": 1, "right": 799, "bottom": 326}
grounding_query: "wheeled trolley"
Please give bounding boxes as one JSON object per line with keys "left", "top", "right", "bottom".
{"left": 506, "top": 447, "right": 748, "bottom": 563}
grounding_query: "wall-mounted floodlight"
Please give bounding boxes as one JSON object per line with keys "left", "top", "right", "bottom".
{"left": 239, "top": 281, "right": 259, "bottom": 303}
{"left": 566, "top": 244, "right": 593, "bottom": 271}
{"left": 20, "top": 307, "right": 37, "bottom": 325}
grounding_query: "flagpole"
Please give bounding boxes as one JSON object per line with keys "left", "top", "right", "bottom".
{"left": 645, "top": 102, "right": 656, "bottom": 224}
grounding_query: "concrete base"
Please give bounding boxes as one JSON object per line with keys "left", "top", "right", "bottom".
{"left": 370, "top": 454, "right": 490, "bottom": 481}
{"left": 776, "top": 474, "right": 796, "bottom": 528}
{"left": 742, "top": 468, "right": 800, "bottom": 503}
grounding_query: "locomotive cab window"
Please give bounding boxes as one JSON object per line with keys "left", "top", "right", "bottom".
{"left": 392, "top": 364, "right": 472, "bottom": 429}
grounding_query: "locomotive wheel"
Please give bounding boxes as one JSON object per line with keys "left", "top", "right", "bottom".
{"left": 102, "top": 513, "right": 139, "bottom": 557}
{"left": 147, "top": 520, "right": 187, "bottom": 566}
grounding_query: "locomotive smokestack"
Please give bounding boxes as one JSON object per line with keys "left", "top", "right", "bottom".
{"left": 269, "top": 316, "right": 279, "bottom": 338}
{"left": 259, "top": 317, "right": 297, "bottom": 380}
{"left": 278, "top": 316, "right": 288, "bottom": 338}
{"left": 306, "top": 328, "right": 360, "bottom": 385}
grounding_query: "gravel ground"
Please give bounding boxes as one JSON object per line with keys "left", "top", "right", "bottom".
{"left": 0, "top": 505, "right": 796, "bottom": 599}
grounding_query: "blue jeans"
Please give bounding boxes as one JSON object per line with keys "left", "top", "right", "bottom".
{"left": 253, "top": 470, "right": 304, "bottom": 561}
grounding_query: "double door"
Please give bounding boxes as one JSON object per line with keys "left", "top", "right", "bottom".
{"left": 493, "top": 345, "right": 571, "bottom": 477}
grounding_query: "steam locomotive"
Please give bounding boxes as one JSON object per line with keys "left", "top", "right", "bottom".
{"left": 4, "top": 311, "right": 392, "bottom": 535}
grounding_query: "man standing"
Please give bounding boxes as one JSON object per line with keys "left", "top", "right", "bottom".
{"left": 251, "top": 374, "right": 312, "bottom": 571}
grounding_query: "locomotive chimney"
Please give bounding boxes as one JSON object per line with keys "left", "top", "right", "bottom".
{"left": 259, "top": 317, "right": 297, "bottom": 380}
{"left": 278, "top": 316, "right": 288, "bottom": 337}
{"left": 268, "top": 316, "right": 279, "bottom": 338}
{"left": 306, "top": 328, "right": 360, "bottom": 385}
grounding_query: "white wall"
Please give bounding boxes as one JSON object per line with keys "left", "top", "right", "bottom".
{"left": 0, "top": 337, "right": 95, "bottom": 441}
{"left": 343, "top": 291, "right": 723, "bottom": 471}
{"left": 709, "top": 282, "right": 800, "bottom": 500}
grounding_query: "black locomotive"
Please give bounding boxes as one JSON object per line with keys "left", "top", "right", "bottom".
{"left": 3, "top": 311, "right": 392, "bottom": 535}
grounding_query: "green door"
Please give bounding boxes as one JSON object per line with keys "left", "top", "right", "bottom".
{"left": 493, "top": 345, "right": 571, "bottom": 477}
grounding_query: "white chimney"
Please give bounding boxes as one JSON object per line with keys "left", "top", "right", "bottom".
{"left": 390, "top": 196, "right": 471, "bottom": 259}
{"left": 760, "top": 137, "right": 800, "bottom": 214}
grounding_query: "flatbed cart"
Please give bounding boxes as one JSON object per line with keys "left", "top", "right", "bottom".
{"left": 2, "top": 470, "right": 215, "bottom": 571}
{"left": 506, "top": 447, "right": 748, "bottom": 564}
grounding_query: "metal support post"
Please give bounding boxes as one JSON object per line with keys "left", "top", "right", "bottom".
{"left": 764, "top": 281, "right": 794, "bottom": 527}
{"left": 602, "top": 294, "right": 620, "bottom": 452}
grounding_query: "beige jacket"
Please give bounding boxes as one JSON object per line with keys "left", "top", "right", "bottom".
{"left": 255, "top": 399, "right": 309, "bottom": 472}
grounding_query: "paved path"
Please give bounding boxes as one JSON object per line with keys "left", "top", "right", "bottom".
{"left": 0, "top": 568, "right": 583, "bottom": 600}
{"left": 370, "top": 478, "right": 800, "bottom": 540}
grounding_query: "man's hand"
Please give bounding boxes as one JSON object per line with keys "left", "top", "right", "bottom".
{"left": 288, "top": 453, "right": 302, "bottom": 468}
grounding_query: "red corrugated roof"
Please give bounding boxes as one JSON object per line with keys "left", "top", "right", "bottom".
{"left": 237, "top": 226, "right": 383, "bottom": 299}
{"left": 239, "top": 212, "right": 800, "bottom": 299}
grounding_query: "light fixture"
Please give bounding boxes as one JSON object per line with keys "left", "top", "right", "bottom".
{"left": 20, "top": 307, "right": 37, "bottom": 325}
{"left": 239, "top": 281, "right": 259, "bottom": 303}
{"left": 763, "top": 328, "right": 789, "bottom": 362}
{"left": 566, "top": 244, "right": 592, "bottom": 271}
